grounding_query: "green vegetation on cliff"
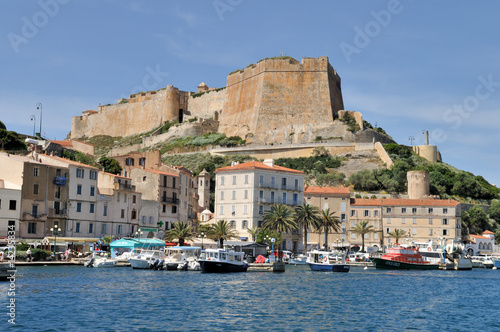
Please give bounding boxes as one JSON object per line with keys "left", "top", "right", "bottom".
{"left": 0, "top": 121, "right": 27, "bottom": 151}
{"left": 157, "top": 133, "right": 245, "bottom": 154}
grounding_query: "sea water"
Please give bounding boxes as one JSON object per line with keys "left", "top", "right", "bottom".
{"left": 2, "top": 265, "right": 500, "bottom": 331}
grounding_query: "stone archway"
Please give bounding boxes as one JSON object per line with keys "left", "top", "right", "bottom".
{"left": 178, "top": 109, "right": 184, "bottom": 123}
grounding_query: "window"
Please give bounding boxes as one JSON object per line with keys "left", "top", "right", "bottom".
{"left": 117, "top": 225, "right": 122, "bottom": 234}
{"left": 131, "top": 210, "right": 137, "bottom": 219}
{"left": 102, "top": 224, "right": 107, "bottom": 234}
{"left": 149, "top": 216, "right": 155, "bottom": 225}
{"left": 232, "top": 190, "right": 236, "bottom": 200}
{"left": 443, "top": 229, "right": 448, "bottom": 236}
{"left": 230, "top": 220, "right": 236, "bottom": 228}
{"left": 364, "top": 210, "right": 370, "bottom": 217}
{"left": 413, "top": 228, "right": 417, "bottom": 235}
{"left": 76, "top": 202, "right": 81, "bottom": 213}
{"left": 220, "top": 206, "right": 224, "bottom": 215}
{"left": 28, "top": 222, "right": 36, "bottom": 234}
{"left": 350, "top": 210, "right": 356, "bottom": 217}
{"left": 429, "top": 218, "right": 433, "bottom": 225}
{"left": 428, "top": 208, "right": 433, "bottom": 213}
{"left": 163, "top": 204, "right": 166, "bottom": 213}
{"left": 77, "top": 185, "right": 82, "bottom": 195}
{"left": 124, "top": 194, "right": 127, "bottom": 202}
{"left": 351, "top": 221, "right": 355, "bottom": 227}
{"left": 413, "top": 218, "right": 417, "bottom": 224}
{"left": 133, "top": 195, "right": 136, "bottom": 204}
{"left": 412, "top": 208, "right": 417, "bottom": 214}
{"left": 258, "top": 220, "right": 263, "bottom": 228}
{"left": 443, "top": 208, "right": 448, "bottom": 214}
{"left": 221, "top": 176, "right": 225, "bottom": 186}
{"left": 220, "top": 191, "right": 225, "bottom": 200}
{"left": 232, "top": 176, "right": 236, "bottom": 185}
{"left": 374, "top": 210, "right": 379, "bottom": 217}
{"left": 139, "top": 158, "right": 146, "bottom": 166}
{"left": 33, "top": 167, "right": 39, "bottom": 177}
{"left": 90, "top": 203, "right": 95, "bottom": 213}
{"left": 163, "top": 176, "right": 167, "bottom": 187}
{"left": 172, "top": 177, "right": 176, "bottom": 188}
{"left": 341, "top": 213, "right": 346, "bottom": 222}
{"left": 401, "top": 208, "right": 406, "bottom": 214}
{"left": 374, "top": 221, "right": 378, "bottom": 228}
{"left": 243, "top": 205, "right": 248, "bottom": 215}
{"left": 259, "top": 205, "right": 264, "bottom": 214}
{"left": 271, "top": 177, "right": 276, "bottom": 188}
{"left": 172, "top": 205, "right": 177, "bottom": 214}
{"left": 55, "top": 186, "right": 61, "bottom": 199}
{"left": 242, "top": 220, "right": 248, "bottom": 229}
{"left": 244, "top": 190, "right": 248, "bottom": 199}
{"left": 103, "top": 205, "right": 108, "bottom": 217}
{"left": 282, "top": 192, "right": 287, "bottom": 204}
{"left": 125, "top": 158, "right": 134, "bottom": 166}
{"left": 231, "top": 205, "right": 236, "bottom": 215}
{"left": 33, "top": 183, "right": 39, "bottom": 195}
{"left": 386, "top": 227, "right": 390, "bottom": 234}
{"left": 402, "top": 218, "right": 406, "bottom": 224}
{"left": 282, "top": 177, "right": 287, "bottom": 189}
{"left": 386, "top": 207, "right": 392, "bottom": 213}
{"left": 442, "top": 218, "right": 449, "bottom": 225}
{"left": 271, "top": 191, "right": 275, "bottom": 203}
{"left": 89, "top": 170, "right": 97, "bottom": 180}
{"left": 259, "top": 175, "right": 264, "bottom": 186}
{"left": 76, "top": 168, "right": 84, "bottom": 178}
{"left": 351, "top": 233, "right": 356, "bottom": 239}
{"left": 374, "top": 232, "right": 379, "bottom": 240}
{"left": 429, "top": 229, "right": 433, "bottom": 235}
{"left": 117, "top": 193, "right": 120, "bottom": 202}
{"left": 293, "top": 193, "right": 298, "bottom": 205}
{"left": 89, "top": 223, "right": 94, "bottom": 234}
{"left": 244, "top": 175, "right": 248, "bottom": 184}
{"left": 90, "top": 186, "right": 95, "bottom": 196}
{"left": 295, "top": 179, "right": 299, "bottom": 190}
{"left": 259, "top": 190, "right": 264, "bottom": 199}
{"left": 121, "top": 209, "right": 125, "bottom": 218}
{"left": 75, "top": 222, "right": 81, "bottom": 233}
{"left": 387, "top": 218, "right": 391, "bottom": 224}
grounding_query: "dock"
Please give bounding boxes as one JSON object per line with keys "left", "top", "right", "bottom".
{"left": 248, "top": 262, "right": 285, "bottom": 272}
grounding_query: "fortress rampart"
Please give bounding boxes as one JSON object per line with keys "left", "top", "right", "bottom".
{"left": 70, "top": 57, "right": 345, "bottom": 144}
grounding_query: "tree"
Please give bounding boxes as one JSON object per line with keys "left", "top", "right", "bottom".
{"left": 165, "top": 221, "right": 194, "bottom": 246}
{"left": 487, "top": 200, "right": 500, "bottom": 224}
{"left": 462, "top": 205, "right": 492, "bottom": 236}
{"left": 387, "top": 229, "right": 406, "bottom": 245}
{"left": 256, "top": 229, "right": 283, "bottom": 248}
{"left": 247, "top": 226, "right": 260, "bottom": 242}
{"left": 316, "top": 208, "right": 340, "bottom": 251}
{"left": 294, "top": 203, "right": 321, "bottom": 252}
{"left": 352, "top": 220, "right": 374, "bottom": 252}
{"left": 262, "top": 204, "right": 298, "bottom": 233}
{"left": 207, "top": 220, "right": 238, "bottom": 248}
{"left": 99, "top": 156, "right": 123, "bottom": 175}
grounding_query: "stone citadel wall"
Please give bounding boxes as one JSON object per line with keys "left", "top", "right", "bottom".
{"left": 70, "top": 57, "right": 347, "bottom": 144}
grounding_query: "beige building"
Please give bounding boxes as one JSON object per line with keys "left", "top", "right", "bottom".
{"left": 304, "top": 186, "right": 350, "bottom": 250}
{"left": 0, "top": 179, "right": 21, "bottom": 239}
{"left": 111, "top": 150, "right": 161, "bottom": 178}
{"left": 214, "top": 160, "right": 305, "bottom": 251}
{"left": 350, "top": 198, "right": 462, "bottom": 250}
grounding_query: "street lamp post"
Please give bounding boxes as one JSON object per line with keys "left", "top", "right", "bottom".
{"left": 50, "top": 225, "right": 61, "bottom": 260}
{"left": 30, "top": 114, "right": 36, "bottom": 137}
{"left": 36, "top": 103, "right": 42, "bottom": 137}
{"left": 201, "top": 232, "right": 205, "bottom": 250}
{"left": 135, "top": 230, "right": 143, "bottom": 239}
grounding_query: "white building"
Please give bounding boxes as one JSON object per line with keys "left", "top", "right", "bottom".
{"left": 214, "top": 159, "right": 305, "bottom": 251}
{"left": 0, "top": 179, "right": 21, "bottom": 239}
{"left": 465, "top": 230, "right": 495, "bottom": 256}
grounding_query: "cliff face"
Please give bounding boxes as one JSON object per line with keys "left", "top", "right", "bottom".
{"left": 219, "top": 56, "right": 344, "bottom": 144}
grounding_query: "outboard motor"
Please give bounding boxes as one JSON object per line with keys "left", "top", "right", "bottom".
{"left": 156, "top": 259, "right": 165, "bottom": 270}
{"left": 85, "top": 257, "right": 95, "bottom": 268}
{"left": 150, "top": 259, "right": 160, "bottom": 269}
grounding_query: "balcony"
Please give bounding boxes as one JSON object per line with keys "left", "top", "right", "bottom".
{"left": 258, "top": 183, "right": 278, "bottom": 189}
{"left": 161, "top": 197, "right": 179, "bottom": 204}
{"left": 23, "top": 212, "right": 47, "bottom": 221}
{"left": 48, "top": 208, "right": 68, "bottom": 218}
{"left": 53, "top": 176, "right": 67, "bottom": 186}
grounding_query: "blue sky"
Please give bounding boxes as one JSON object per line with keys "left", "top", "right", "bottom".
{"left": 1, "top": 1, "right": 500, "bottom": 186}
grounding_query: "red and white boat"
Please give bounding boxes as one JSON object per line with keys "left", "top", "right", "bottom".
{"left": 371, "top": 246, "right": 439, "bottom": 270}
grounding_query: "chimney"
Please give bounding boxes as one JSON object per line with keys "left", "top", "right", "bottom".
{"left": 263, "top": 159, "right": 274, "bottom": 167}
{"left": 424, "top": 130, "right": 429, "bottom": 145}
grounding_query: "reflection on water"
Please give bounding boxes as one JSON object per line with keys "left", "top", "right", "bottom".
{"left": 4, "top": 265, "right": 500, "bottom": 331}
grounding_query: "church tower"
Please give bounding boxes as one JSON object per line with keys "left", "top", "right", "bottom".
{"left": 197, "top": 169, "right": 211, "bottom": 212}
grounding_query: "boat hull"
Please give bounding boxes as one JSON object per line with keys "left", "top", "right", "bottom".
{"left": 199, "top": 260, "right": 248, "bottom": 273}
{"left": 371, "top": 258, "right": 439, "bottom": 270}
{"left": 493, "top": 259, "right": 500, "bottom": 269}
{"left": 307, "top": 262, "right": 350, "bottom": 272}
{"left": 129, "top": 258, "right": 151, "bottom": 269}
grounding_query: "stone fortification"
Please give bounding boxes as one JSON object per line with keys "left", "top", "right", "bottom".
{"left": 71, "top": 86, "right": 189, "bottom": 139}
{"left": 219, "top": 56, "right": 344, "bottom": 143}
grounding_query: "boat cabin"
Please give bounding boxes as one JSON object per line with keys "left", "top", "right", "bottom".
{"left": 200, "top": 249, "right": 245, "bottom": 263}
{"left": 383, "top": 247, "right": 429, "bottom": 264}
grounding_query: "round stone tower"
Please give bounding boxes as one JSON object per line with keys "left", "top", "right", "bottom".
{"left": 407, "top": 170, "right": 430, "bottom": 199}
{"left": 164, "top": 85, "right": 180, "bottom": 123}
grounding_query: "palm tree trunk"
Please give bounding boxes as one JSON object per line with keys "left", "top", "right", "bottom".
{"left": 325, "top": 228, "right": 329, "bottom": 251}
{"left": 220, "top": 238, "right": 224, "bottom": 248}
{"left": 179, "top": 238, "right": 184, "bottom": 246}
{"left": 361, "top": 235, "right": 365, "bottom": 253}
{"left": 303, "top": 222, "right": 308, "bottom": 253}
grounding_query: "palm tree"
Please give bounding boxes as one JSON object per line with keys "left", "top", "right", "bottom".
{"left": 352, "top": 220, "right": 374, "bottom": 252}
{"left": 207, "top": 220, "right": 238, "bottom": 248}
{"left": 165, "top": 221, "right": 194, "bottom": 246}
{"left": 316, "top": 208, "right": 340, "bottom": 251}
{"left": 247, "top": 226, "right": 260, "bottom": 242}
{"left": 294, "top": 203, "right": 321, "bottom": 252}
{"left": 262, "top": 204, "right": 298, "bottom": 233}
{"left": 388, "top": 228, "right": 406, "bottom": 245}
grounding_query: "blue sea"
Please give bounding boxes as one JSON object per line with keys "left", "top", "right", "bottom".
{"left": 2, "top": 265, "right": 500, "bottom": 331}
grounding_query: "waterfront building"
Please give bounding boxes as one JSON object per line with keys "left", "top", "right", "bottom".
{"left": 214, "top": 159, "right": 305, "bottom": 251}
{"left": 465, "top": 230, "right": 495, "bottom": 256}
{"left": 0, "top": 178, "right": 21, "bottom": 239}
{"left": 350, "top": 198, "right": 462, "bottom": 249}
{"left": 304, "top": 186, "right": 350, "bottom": 250}
{"left": 97, "top": 172, "right": 142, "bottom": 238}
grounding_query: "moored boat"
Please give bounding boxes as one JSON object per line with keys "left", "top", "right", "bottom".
{"left": 163, "top": 246, "right": 201, "bottom": 271}
{"left": 371, "top": 246, "right": 439, "bottom": 270}
{"left": 289, "top": 254, "right": 308, "bottom": 265}
{"left": 128, "top": 249, "right": 166, "bottom": 269}
{"left": 198, "top": 249, "right": 248, "bottom": 273}
{"left": 471, "top": 256, "right": 494, "bottom": 268}
{"left": 306, "top": 250, "right": 350, "bottom": 272}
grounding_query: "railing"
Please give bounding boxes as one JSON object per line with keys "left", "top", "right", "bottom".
{"left": 23, "top": 212, "right": 47, "bottom": 221}
{"left": 161, "top": 197, "right": 179, "bottom": 204}
{"left": 48, "top": 208, "right": 67, "bottom": 217}
{"left": 258, "top": 183, "right": 278, "bottom": 189}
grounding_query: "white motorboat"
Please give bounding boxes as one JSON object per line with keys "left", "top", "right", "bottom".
{"left": 128, "top": 250, "right": 166, "bottom": 269}
{"left": 306, "top": 250, "right": 350, "bottom": 272}
{"left": 198, "top": 249, "right": 248, "bottom": 273}
{"left": 471, "top": 256, "right": 494, "bottom": 268}
{"left": 416, "top": 240, "right": 472, "bottom": 270}
{"left": 163, "top": 246, "right": 201, "bottom": 271}
{"left": 289, "top": 254, "right": 308, "bottom": 265}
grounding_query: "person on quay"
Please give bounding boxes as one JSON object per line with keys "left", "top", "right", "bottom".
{"left": 26, "top": 247, "right": 32, "bottom": 262}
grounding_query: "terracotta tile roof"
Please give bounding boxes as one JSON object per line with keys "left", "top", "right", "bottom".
{"left": 351, "top": 198, "right": 460, "bottom": 207}
{"left": 39, "top": 154, "right": 98, "bottom": 169}
{"left": 482, "top": 230, "right": 494, "bottom": 235}
{"left": 50, "top": 140, "right": 73, "bottom": 147}
{"left": 470, "top": 234, "right": 490, "bottom": 239}
{"left": 215, "top": 161, "right": 304, "bottom": 175}
{"left": 144, "top": 169, "right": 179, "bottom": 177}
{"left": 102, "top": 171, "right": 131, "bottom": 180}
{"left": 305, "top": 186, "right": 350, "bottom": 195}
